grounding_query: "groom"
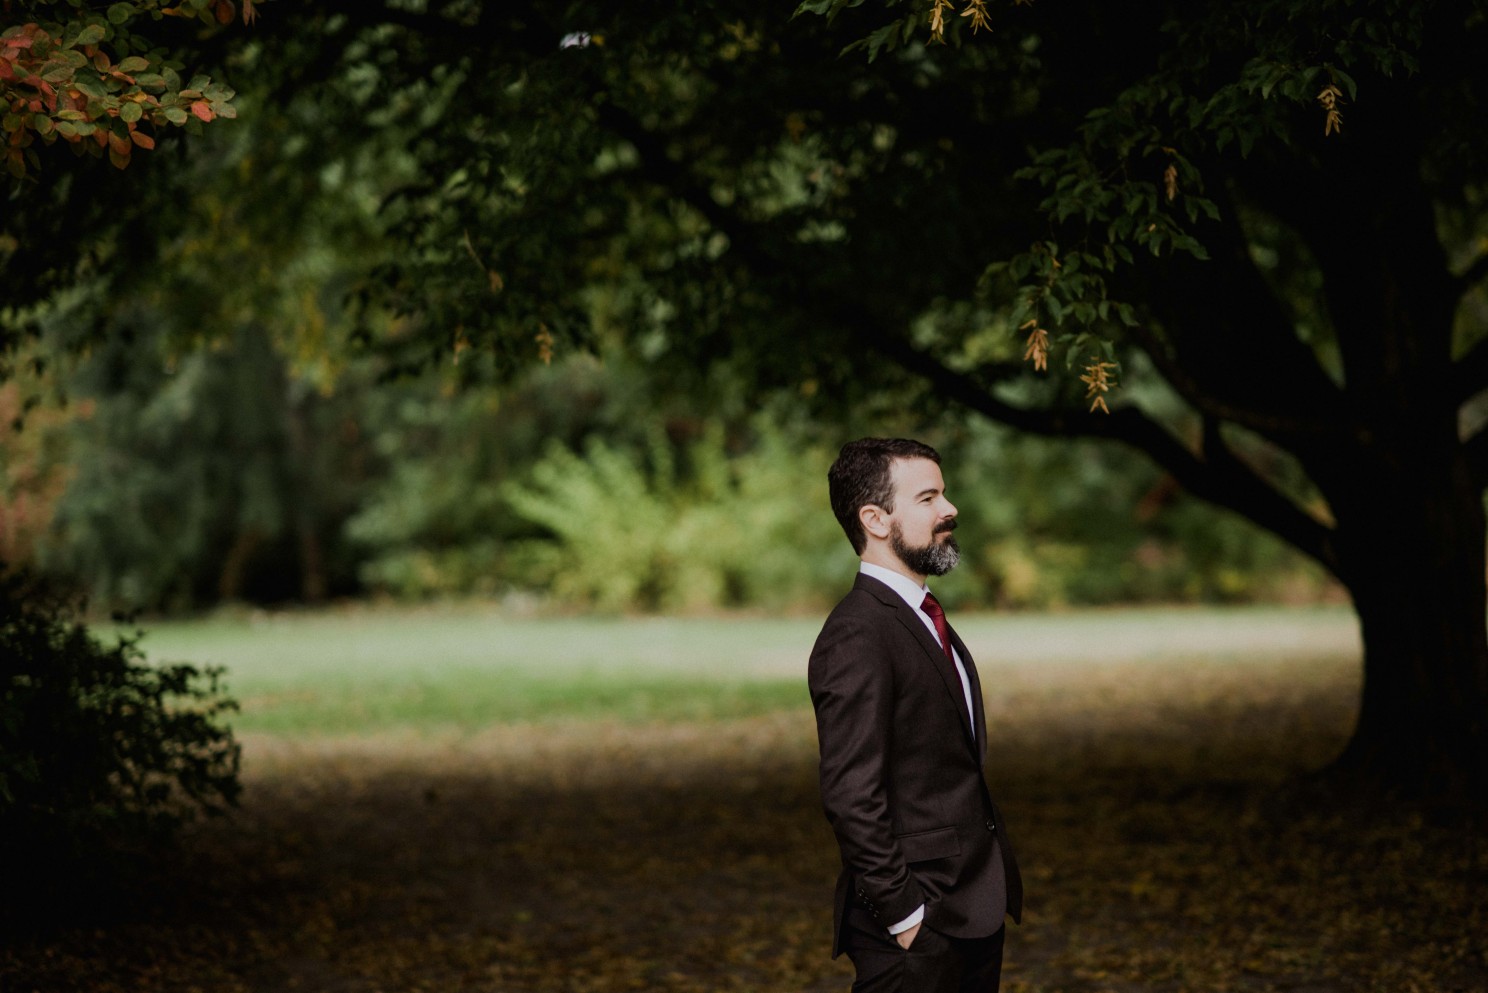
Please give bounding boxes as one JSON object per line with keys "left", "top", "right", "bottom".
{"left": 808, "top": 438, "right": 1022, "bottom": 993}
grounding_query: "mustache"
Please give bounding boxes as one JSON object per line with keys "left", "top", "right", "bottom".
{"left": 934, "top": 519, "right": 958, "bottom": 535}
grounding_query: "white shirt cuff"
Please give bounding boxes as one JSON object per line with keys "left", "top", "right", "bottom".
{"left": 887, "top": 904, "right": 924, "bottom": 935}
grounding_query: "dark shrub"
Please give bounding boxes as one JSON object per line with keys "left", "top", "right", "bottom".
{"left": 0, "top": 567, "right": 240, "bottom": 915}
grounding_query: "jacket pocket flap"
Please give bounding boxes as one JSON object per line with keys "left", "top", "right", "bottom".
{"left": 895, "top": 825, "right": 961, "bottom": 863}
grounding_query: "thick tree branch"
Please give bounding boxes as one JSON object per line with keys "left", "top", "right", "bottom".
{"left": 867, "top": 329, "right": 1340, "bottom": 573}
{"left": 1452, "top": 333, "right": 1488, "bottom": 406}
{"left": 1124, "top": 321, "right": 1343, "bottom": 438}
{"left": 1464, "top": 423, "right": 1488, "bottom": 490}
{"left": 1236, "top": 77, "right": 1460, "bottom": 417}
{"left": 1134, "top": 183, "right": 1349, "bottom": 449}
{"left": 1457, "top": 251, "right": 1488, "bottom": 301}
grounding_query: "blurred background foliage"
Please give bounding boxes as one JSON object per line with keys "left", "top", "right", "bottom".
{"left": 0, "top": 0, "right": 1342, "bottom": 619}
{"left": 4, "top": 326, "right": 1332, "bottom": 615}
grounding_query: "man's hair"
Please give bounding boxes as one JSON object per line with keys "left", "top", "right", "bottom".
{"left": 828, "top": 437, "right": 943, "bottom": 555}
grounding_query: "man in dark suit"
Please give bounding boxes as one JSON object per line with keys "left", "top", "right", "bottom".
{"left": 808, "top": 438, "right": 1023, "bottom": 993}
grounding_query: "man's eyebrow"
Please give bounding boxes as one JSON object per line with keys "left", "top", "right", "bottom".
{"left": 914, "top": 487, "right": 941, "bottom": 500}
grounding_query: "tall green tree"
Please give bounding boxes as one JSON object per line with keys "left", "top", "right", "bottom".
{"left": 801, "top": 0, "right": 1488, "bottom": 796}
{"left": 6, "top": 0, "right": 1486, "bottom": 795}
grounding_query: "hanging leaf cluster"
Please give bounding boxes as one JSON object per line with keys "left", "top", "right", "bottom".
{"left": 1, "top": 0, "right": 252, "bottom": 179}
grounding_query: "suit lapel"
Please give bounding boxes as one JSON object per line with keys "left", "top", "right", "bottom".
{"left": 949, "top": 626, "right": 987, "bottom": 766}
{"left": 854, "top": 574, "right": 979, "bottom": 754}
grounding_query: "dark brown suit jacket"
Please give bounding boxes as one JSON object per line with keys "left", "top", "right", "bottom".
{"left": 808, "top": 572, "right": 1023, "bottom": 958}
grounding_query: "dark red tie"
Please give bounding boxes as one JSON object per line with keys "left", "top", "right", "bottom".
{"left": 920, "top": 592, "right": 954, "bottom": 662}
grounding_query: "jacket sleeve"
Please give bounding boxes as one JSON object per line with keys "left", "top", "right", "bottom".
{"left": 808, "top": 613, "right": 924, "bottom": 927}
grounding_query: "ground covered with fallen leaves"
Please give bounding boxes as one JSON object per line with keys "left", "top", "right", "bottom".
{"left": 5, "top": 645, "right": 1485, "bottom": 992}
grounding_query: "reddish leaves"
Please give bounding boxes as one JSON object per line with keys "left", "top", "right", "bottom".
{"left": 1, "top": 3, "right": 247, "bottom": 179}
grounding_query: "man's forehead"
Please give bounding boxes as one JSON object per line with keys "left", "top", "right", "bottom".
{"left": 890, "top": 457, "right": 944, "bottom": 492}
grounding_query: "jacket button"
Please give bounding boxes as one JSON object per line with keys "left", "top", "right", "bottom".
{"left": 985, "top": 819, "right": 996, "bottom": 832}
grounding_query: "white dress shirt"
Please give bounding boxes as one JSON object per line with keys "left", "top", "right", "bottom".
{"left": 858, "top": 562, "right": 976, "bottom": 732}
{"left": 857, "top": 561, "right": 977, "bottom": 935}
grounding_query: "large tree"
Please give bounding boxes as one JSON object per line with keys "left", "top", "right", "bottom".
{"left": 6, "top": 0, "right": 1487, "bottom": 795}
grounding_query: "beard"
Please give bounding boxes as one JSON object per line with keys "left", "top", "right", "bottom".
{"left": 890, "top": 519, "right": 960, "bottom": 577}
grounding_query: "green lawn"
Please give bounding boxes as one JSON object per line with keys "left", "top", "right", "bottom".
{"left": 123, "top": 603, "right": 1360, "bottom": 734}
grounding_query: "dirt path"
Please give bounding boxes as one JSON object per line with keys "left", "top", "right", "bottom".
{"left": 5, "top": 650, "right": 1484, "bottom": 993}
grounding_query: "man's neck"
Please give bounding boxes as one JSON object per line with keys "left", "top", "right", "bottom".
{"left": 860, "top": 547, "right": 926, "bottom": 587}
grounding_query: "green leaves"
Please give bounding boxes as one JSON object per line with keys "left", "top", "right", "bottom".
{"left": 1, "top": 0, "right": 246, "bottom": 180}
{"left": 847, "top": 15, "right": 917, "bottom": 62}
{"left": 72, "top": 23, "right": 106, "bottom": 47}
{"left": 70, "top": 73, "right": 106, "bottom": 99}
{"left": 792, "top": 0, "right": 867, "bottom": 22}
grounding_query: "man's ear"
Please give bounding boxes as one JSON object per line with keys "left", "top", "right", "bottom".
{"left": 859, "top": 503, "right": 890, "bottom": 541}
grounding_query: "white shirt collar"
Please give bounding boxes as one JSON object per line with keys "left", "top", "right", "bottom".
{"left": 859, "top": 560, "right": 931, "bottom": 613}
{"left": 858, "top": 561, "right": 975, "bottom": 738}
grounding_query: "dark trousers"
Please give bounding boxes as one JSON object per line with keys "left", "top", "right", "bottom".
{"left": 842, "top": 922, "right": 1005, "bottom": 993}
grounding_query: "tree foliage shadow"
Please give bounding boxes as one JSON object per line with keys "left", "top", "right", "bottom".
{"left": 3, "top": 675, "right": 1485, "bottom": 992}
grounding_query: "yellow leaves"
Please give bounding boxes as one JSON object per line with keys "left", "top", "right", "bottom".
{"left": 928, "top": 0, "right": 952, "bottom": 42}
{"left": 784, "top": 111, "right": 806, "bottom": 144}
{"left": 960, "top": 0, "right": 991, "bottom": 34}
{"left": 1317, "top": 83, "right": 1343, "bottom": 136}
{"left": 1080, "top": 358, "right": 1117, "bottom": 414}
{"left": 928, "top": 0, "right": 998, "bottom": 43}
{"left": 1160, "top": 146, "right": 1179, "bottom": 202}
{"left": 449, "top": 321, "right": 553, "bottom": 367}
{"left": 535, "top": 324, "right": 555, "bottom": 365}
{"left": 1021, "top": 320, "right": 1049, "bottom": 372}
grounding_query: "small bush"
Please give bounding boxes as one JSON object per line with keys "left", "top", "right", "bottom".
{"left": 0, "top": 567, "right": 240, "bottom": 909}
{"left": 502, "top": 423, "right": 848, "bottom": 613}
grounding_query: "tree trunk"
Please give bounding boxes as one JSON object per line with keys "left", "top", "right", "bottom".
{"left": 1326, "top": 444, "right": 1488, "bottom": 797}
{"left": 295, "top": 513, "right": 327, "bottom": 603}
{"left": 218, "top": 528, "right": 263, "bottom": 603}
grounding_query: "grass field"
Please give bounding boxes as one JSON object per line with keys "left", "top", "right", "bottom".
{"left": 126, "top": 603, "right": 1362, "bottom": 733}
{"left": 11, "top": 604, "right": 1483, "bottom": 993}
